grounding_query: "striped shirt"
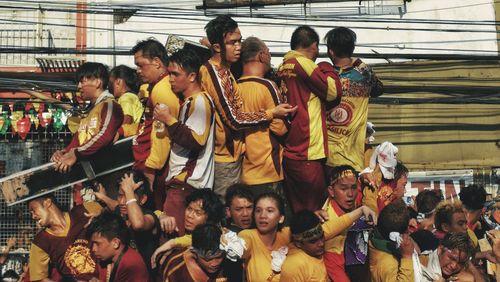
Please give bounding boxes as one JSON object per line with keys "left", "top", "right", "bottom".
{"left": 66, "top": 91, "right": 123, "bottom": 159}
{"left": 277, "top": 50, "right": 342, "bottom": 161}
{"left": 165, "top": 91, "right": 215, "bottom": 189}
{"left": 200, "top": 59, "right": 273, "bottom": 163}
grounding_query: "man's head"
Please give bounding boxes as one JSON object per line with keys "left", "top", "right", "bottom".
{"left": 28, "top": 194, "right": 60, "bottom": 228}
{"left": 205, "top": 15, "right": 241, "bottom": 64}
{"left": 437, "top": 232, "right": 474, "bottom": 277}
{"left": 109, "top": 65, "right": 140, "bottom": 97}
{"left": 88, "top": 212, "right": 129, "bottom": 262}
{"left": 290, "top": 25, "right": 320, "bottom": 61}
{"left": 435, "top": 201, "right": 468, "bottom": 234}
{"left": 459, "top": 184, "right": 486, "bottom": 226}
{"left": 290, "top": 210, "right": 325, "bottom": 258}
{"left": 324, "top": 27, "right": 356, "bottom": 60}
{"left": 185, "top": 189, "right": 224, "bottom": 232}
{"left": 327, "top": 165, "right": 358, "bottom": 211}
{"left": 117, "top": 171, "right": 151, "bottom": 217}
{"left": 415, "top": 189, "right": 442, "bottom": 216}
{"left": 377, "top": 200, "right": 410, "bottom": 240}
{"left": 76, "top": 62, "right": 109, "bottom": 101}
{"left": 225, "top": 184, "right": 254, "bottom": 230}
{"left": 240, "top": 36, "right": 271, "bottom": 72}
{"left": 167, "top": 49, "right": 202, "bottom": 95}
{"left": 131, "top": 38, "right": 169, "bottom": 83}
{"left": 392, "top": 161, "right": 409, "bottom": 201}
{"left": 191, "top": 223, "right": 225, "bottom": 274}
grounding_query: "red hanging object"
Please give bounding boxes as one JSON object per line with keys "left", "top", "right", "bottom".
{"left": 17, "top": 116, "right": 31, "bottom": 140}
{"left": 25, "top": 102, "right": 34, "bottom": 112}
{"left": 39, "top": 112, "right": 52, "bottom": 128}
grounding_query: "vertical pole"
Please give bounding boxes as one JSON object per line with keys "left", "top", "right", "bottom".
{"left": 76, "top": 0, "right": 87, "bottom": 58}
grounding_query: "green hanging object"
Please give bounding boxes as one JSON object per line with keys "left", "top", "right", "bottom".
{"left": 0, "top": 113, "right": 11, "bottom": 135}
{"left": 53, "top": 108, "right": 64, "bottom": 132}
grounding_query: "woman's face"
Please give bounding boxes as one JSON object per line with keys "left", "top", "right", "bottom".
{"left": 254, "top": 197, "right": 284, "bottom": 235}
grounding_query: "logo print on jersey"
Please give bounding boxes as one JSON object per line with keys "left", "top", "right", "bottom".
{"left": 330, "top": 102, "right": 353, "bottom": 126}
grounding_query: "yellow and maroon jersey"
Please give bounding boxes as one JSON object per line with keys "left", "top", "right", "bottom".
{"left": 200, "top": 59, "right": 273, "bottom": 163}
{"left": 161, "top": 249, "right": 228, "bottom": 282}
{"left": 66, "top": 92, "right": 123, "bottom": 159}
{"left": 132, "top": 76, "right": 180, "bottom": 173}
{"left": 277, "top": 50, "right": 342, "bottom": 161}
{"left": 326, "top": 58, "right": 383, "bottom": 171}
{"left": 238, "top": 76, "right": 287, "bottom": 185}
{"left": 165, "top": 91, "right": 215, "bottom": 189}
{"left": 29, "top": 202, "right": 103, "bottom": 281}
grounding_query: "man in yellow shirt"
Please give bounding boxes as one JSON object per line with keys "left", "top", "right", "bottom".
{"left": 280, "top": 210, "right": 329, "bottom": 282}
{"left": 323, "top": 27, "right": 383, "bottom": 174}
{"left": 131, "top": 39, "right": 180, "bottom": 194}
{"left": 200, "top": 16, "right": 296, "bottom": 201}
{"left": 369, "top": 201, "right": 414, "bottom": 282}
{"left": 238, "top": 36, "right": 287, "bottom": 197}
{"left": 320, "top": 165, "right": 368, "bottom": 281}
{"left": 109, "top": 65, "right": 144, "bottom": 139}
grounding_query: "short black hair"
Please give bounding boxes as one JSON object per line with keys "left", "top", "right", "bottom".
{"left": 394, "top": 161, "right": 409, "bottom": 181}
{"left": 76, "top": 62, "right": 109, "bottom": 90}
{"left": 324, "top": 27, "right": 357, "bottom": 58}
{"left": 110, "top": 65, "right": 140, "bottom": 93}
{"left": 186, "top": 189, "right": 224, "bottom": 225}
{"left": 290, "top": 25, "right": 319, "bottom": 50}
{"left": 459, "top": 184, "right": 486, "bottom": 211}
{"left": 87, "top": 211, "right": 129, "bottom": 245}
{"left": 168, "top": 48, "right": 202, "bottom": 79}
{"left": 131, "top": 38, "right": 169, "bottom": 67}
{"left": 117, "top": 170, "right": 152, "bottom": 209}
{"left": 290, "top": 210, "right": 320, "bottom": 236}
{"left": 416, "top": 189, "right": 442, "bottom": 214}
{"left": 28, "top": 193, "right": 61, "bottom": 209}
{"left": 192, "top": 223, "right": 222, "bottom": 253}
{"left": 225, "top": 184, "right": 254, "bottom": 208}
{"left": 254, "top": 192, "right": 286, "bottom": 230}
{"left": 377, "top": 200, "right": 410, "bottom": 240}
{"left": 204, "top": 15, "right": 238, "bottom": 48}
{"left": 240, "top": 36, "right": 266, "bottom": 64}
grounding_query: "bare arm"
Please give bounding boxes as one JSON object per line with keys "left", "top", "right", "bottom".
{"left": 121, "top": 173, "right": 155, "bottom": 231}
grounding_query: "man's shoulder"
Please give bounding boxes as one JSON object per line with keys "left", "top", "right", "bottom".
{"left": 160, "top": 248, "right": 188, "bottom": 275}
{"left": 120, "top": 247, "right": 147, "bottom": 269}
{"left": 238, "top": 76, "right": 274, "bottom": 87}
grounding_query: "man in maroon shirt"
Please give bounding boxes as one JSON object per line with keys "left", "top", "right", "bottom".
{"left": 277, "top": 26, "right": 342, "bottom": 213}
{"left": 51, "top": 62, "right": 123, "bottom": 173}
{"left": 28, "top": 194, "right": 104, "bottom": 281}
{"left": 88, "top": 212, "right": 149, "bottom": 282}
{"left": 160, "top": 224, "right": 229, "bottom": 282}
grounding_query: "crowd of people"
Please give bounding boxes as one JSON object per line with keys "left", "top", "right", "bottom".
{"left": 1, "top": 14, "right": 499, "bottom": 282}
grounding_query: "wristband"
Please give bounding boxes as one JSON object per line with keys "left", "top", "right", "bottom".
{"left": 126, "top": 198, "right": 137, "bottom": 205}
